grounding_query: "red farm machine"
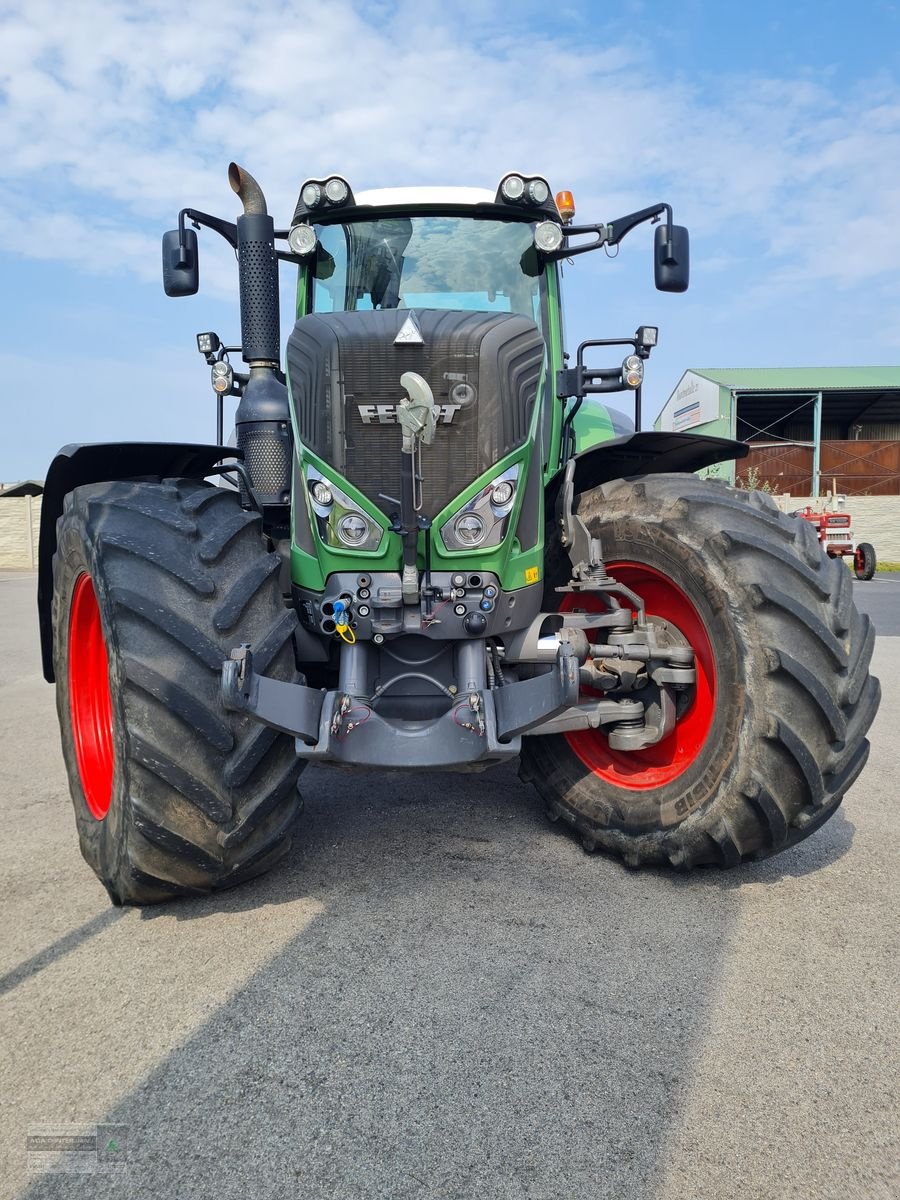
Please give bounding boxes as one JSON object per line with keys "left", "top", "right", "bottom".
{"left": 794, "top": 499, "right": 877, "bottom": 581}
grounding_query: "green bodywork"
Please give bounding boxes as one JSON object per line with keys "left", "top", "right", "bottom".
{"left": 287, "top": 219, "right": 617, "bottom": 595}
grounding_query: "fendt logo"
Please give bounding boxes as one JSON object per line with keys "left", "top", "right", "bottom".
{"left": 357, "top": 404, "right": 462, "bottom": 425}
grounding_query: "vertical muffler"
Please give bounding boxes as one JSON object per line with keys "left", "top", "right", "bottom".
{"left": 228, "top": 162, "right": 292, "bottom": 508}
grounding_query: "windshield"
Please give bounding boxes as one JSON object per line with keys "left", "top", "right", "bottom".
{"left": 309, "top": 216, "right": 544, "bottom": 329}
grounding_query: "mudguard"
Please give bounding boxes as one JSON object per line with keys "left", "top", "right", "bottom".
{"left": 37, "top": 442, "right": 233, "bottom": 681}
{"left": 545, "top": 430, "right": 747, "bottom": 510}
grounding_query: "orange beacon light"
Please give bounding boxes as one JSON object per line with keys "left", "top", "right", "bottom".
{"left": 555, "top": 190, "right": 576, "bottom": 223}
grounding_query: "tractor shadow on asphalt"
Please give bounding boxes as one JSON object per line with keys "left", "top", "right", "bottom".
{"left": 18, "top": 758, "right": 862, "bottom": 1199}
{"left": 138, "top": 759, "right": 857, "bottom": 925}
{"left": 0, "top": 907, "right": 127, "bottom": 1000}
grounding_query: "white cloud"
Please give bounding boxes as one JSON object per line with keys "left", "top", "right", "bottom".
{"left": 0, "top": 0, "right": 898, "bottom": 301}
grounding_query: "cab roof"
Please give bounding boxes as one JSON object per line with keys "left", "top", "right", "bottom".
{"left": 352, "top": 186, "right": 497, "bottom": 208}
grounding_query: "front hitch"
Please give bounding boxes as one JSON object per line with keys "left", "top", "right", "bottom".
{"left": 221, "top": 646, "right": 324, "bottom": 744}
{"left": 220, "top": 639, "right": 587, "bottom": 768}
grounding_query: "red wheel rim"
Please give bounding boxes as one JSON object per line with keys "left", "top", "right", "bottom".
{"left": 561, "top": 561, "right": 716, "bottom": 790}
{"left": 68, "top": 574, "right": 114, "bottom": 819}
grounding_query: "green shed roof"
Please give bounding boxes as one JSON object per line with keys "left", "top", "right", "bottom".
{"left": 689, "top": 367, "right": 900, "bottom": 392}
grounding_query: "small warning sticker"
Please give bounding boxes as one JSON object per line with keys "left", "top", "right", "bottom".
{"left": 524, "top": 566, "right": 540, "bottom": 584}
{"left": 393, "top": 314, "right": 424, "bottom": 345}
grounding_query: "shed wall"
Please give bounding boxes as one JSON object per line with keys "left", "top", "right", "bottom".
{"left": 0, "top": 497, "right": 41, "bottom": 568}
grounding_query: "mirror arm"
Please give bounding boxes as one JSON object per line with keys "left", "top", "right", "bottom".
{"left": 544, "top": 202, "right": 677, "bottom": 263}
{"left": 544, "top": 223, "right": 608, "bottom": 263}
{"left": 557, "top": 336, "right": 641, "bottom": 399}
{"left": 606, "top": 203, "right": 672, "bottom": 247}
{"left": 179, "top": 208, "right": 239, "bottom": 252}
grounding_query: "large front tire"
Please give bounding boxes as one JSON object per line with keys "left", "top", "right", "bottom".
{"left": 53, "top": 478, "right": 304, "bottom": 905}
{"left": 520, "top": 474, "right": 881, "bottom": 869}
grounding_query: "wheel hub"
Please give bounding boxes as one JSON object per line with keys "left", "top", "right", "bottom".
{"left": 68, "top": 573, "right": 114, "bottom": 819}
{"left": 561, "top": 561, "right": 716, "bottom": 790}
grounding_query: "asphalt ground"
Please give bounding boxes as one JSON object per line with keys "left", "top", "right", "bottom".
{"left": 0, "top": 570, "right": 897, "bottom": 1199}
{"left": 852, "top": 569, "right": 900, "bottom": 635}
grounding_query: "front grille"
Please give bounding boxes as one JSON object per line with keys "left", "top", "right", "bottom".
{"left": 340, "top": 314, "right": 482, "bottom": 515}
{"left": 287, "top": 309, "right": 543, "bottom": 519}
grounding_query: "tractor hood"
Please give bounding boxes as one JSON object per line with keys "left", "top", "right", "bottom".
{"left": 285, "top": 308, "right": 544, "bottom": 520}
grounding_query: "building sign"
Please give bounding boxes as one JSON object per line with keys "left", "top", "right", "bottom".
{"left": 659, "top": 372, "right": 721, "bottom": 433}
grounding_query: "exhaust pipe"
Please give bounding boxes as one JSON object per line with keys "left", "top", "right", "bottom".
{"left": 228, "top": 160, "right": 279, "bottom": 366}
{"left": 229, "top": 162, "right": 291, "bottom": 508}
{"left": 228, "top": 162, "right": 268, "bottom": 216}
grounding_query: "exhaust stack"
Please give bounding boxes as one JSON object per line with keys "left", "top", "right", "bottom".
{"left": 228, "top": 162, "right": 268, "bottom": 216}
{"left": 229, "top": 162, "right": 291, "bottom": 508}
{"left": 229, "top": 161, "right": 280, "bottom": 366}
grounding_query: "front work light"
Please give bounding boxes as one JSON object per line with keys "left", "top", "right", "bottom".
{"left": 527, "top": 179, "right": 550, "bottom": 205}
{"left": 197, "top": 331, "right": 220, "bottom": 355}
{"left": 501, "top": 174, "right": 526, "bottom": 201}
{"left": 635, "top": 326, "right": 658, "bottom": 349}
{"left": 293, "top": 176, "right": 356, "bottom": 224}
{"left": 498, "top": 173, "right": 553, "bottom": 208}
{"left": 534, "top": 221, "right": 564, "bottom": 253}
{"left": 324, "top": 177, "right": 349, "bottom": 204}
{"left": 288, "top": 224, "right": 318, "bottom": 256}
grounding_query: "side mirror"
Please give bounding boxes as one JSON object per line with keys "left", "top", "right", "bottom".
{"left": 654, "top": 223, "right": 689, "bottom": 293}
{"left": 162, "top": 228, "right": 199, "bottom": 297}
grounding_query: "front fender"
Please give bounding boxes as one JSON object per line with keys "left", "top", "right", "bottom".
{"left": 38, "top": 442, "right": 233, "bottom": 681}
{"left": 545, "top": 431, "right": 747, "bottom": 512}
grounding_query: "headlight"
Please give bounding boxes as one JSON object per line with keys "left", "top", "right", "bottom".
{"left": 305, "top": 466, "right": 383, "bottom": 551}
{"left": 288, "top": 224, "right": 318, "bottom": 255}
{"left": 534, "top": 220, "right": 563, "bottom": 253}
{"left": 311, "top": 481, "right": 333, "bottom": 507}
{"left": 454, "top": 514, "right": 486, "bottom": 546}
{"left": 440, "top": 465, "right": 520, "bottom": 552}
{"left": 491, "top": 479, "right": 515, "bottom": 507}
{"left": 301, "top": 182, "right": 322, "bottom": 208}
{"left": 338, "top": 513, "right": 370, "bottom": 545}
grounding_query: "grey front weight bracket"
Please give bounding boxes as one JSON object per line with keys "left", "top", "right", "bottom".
{"left": 493, "top": 643, "right": 580, "bottom": 740}
{"left": 221, "top": 645, "right": 324, "bottom": 745}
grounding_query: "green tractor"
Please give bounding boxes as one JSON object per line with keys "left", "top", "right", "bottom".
{"left": 38, "top": 164, "right": 880, "bottom": 904}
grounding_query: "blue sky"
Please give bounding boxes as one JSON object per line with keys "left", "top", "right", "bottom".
{"left": 1, "top": 0, "right": 899, "bottom": 480}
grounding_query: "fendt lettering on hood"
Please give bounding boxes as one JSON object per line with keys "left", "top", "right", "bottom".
{"left": 357, "top": 403, "right": 462, "bottom": 425}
